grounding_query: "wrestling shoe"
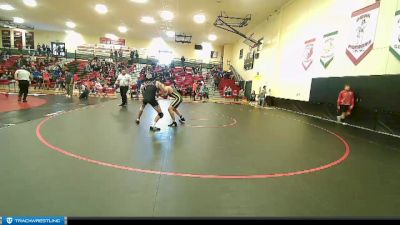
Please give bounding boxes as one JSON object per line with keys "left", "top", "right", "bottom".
{"left": 150, "top": 126, "right": 161, "bottom": 132}
{"left": 135, "top": 119, "right": 140, "bottom": 125}
{"left": 179, "top": 117, "right": 186, "bottom": 124}
{"left": 168, "top": 122, "right": 178, "bottom": 127}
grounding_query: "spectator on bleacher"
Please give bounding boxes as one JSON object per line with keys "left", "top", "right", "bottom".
{"left": 79, "top": 83, "right": 89, "bottom": 100}
{"left": 0, "top": 74, "right": 7, "bottom": 80}
{"left": 214, "top": 75, "right": 220, "bottom": 89}
{"left": 118, "top": 48, "right": 123, "bottom": 59}
{"left": 235, "top": 88, "right": 244, "bottom": 101}
{"left": 181, "top": 56, "right": 186, "bottom": 70}
{"left": 110, "top": 49, "right": 114, "bottom": 59}
{"left": 337, "top": 84, "right": 355, "bottom": 123}
{"left": 94, "top": 80, "right": 103, "bottom": 97}
{"left": 250, "top": 90, "right": 256, "bottom": 102}
{"left": 226, "top": 86, "right": 232, "bottom": 97}
{"left": 7, "top": 71, "right": 13, "bottom": 80}
{"left": 14, "top": 66, "right": 32, "bottom": 103}
{"left": 56, "top": 72, "right": 65, "bottom": 91}
{"left": 130, "top": 50, "right": 134, "bottom": 61}
{"left": 135, "top": 50, "right": 139, "bottom": 59}
{"left": 36, "top": 44, "right": 41, "bottom": 55}
{"left": 46, "top": 45, "right": 51, "bottom": 56}
{"left": 5, "top": 49, "right": 10, "bottom": 60}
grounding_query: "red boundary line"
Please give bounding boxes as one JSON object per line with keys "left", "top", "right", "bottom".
{"left": 35, "top": 113, "right": 351, "bottom": 179}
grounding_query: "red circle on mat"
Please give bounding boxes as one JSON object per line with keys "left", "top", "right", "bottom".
{"left": 36, "top": 114, "right": 350, "bottom": 179}
{"left": 0, "top": 95, "right": 47, "bottom": 113}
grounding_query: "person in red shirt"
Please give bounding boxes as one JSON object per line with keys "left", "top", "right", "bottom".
{"left": 337, "top": 84, "right": 355, "bottom": 122}
{"left": 192, "top": 82, "right": 198, "bottom": 101}
{"left": 43, "top": 70, "right": 50, "bottom": 90}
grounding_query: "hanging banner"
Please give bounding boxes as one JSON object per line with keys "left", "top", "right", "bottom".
{"left": 320, "top": 31, "right": 338, "bottom": 69}
{"left": 99, "top": 37, "right": 126, "bottom": 46}
{"left": 389, "top": 10, "right": 400, "bottom": 61}
{"left": 302, "top": 38, "right": 316, "bottom": 71}
{"left": 346, "top": 1, "right": 380, "bottom": 65}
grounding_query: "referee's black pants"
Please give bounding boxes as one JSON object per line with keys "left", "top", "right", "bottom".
{"left": 120, "top": 86, "right": 129, "bottom": 105}
{"left": 18, "top": 80, "right": 30, "bottom": 101}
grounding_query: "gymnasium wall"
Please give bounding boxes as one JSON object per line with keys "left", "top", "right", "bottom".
{"left": 1, "top": 29, "right": 222, "bottom": 63}
{"left": 222, "top": 44, "right": 233, "bottom": 71}
{"left": 230, "top": 0, "right": 400, "bottom": 101}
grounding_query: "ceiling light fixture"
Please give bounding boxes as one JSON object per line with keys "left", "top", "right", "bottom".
{"left": 193, "top": 14, "right": 206, "bottom": 24}
{"left": 166, "top": 30, "right": 175, "bottom": 38}
{"left": 23, "top": 0, "right": 37, "bottom": 7}
{"left": 0, "top": 4, "right": 15, "bottom": 10}
{"left": 208, "top": 34, "right": 217, "bottom": 41}
{"left": 141, "top": 16, "right": 155, "bottom": 24}
{"left": 160, "top": 11, "right": 174, "bottom": 21}
{"left": 66, "top": 21, "right": 76, "bottom": 29}
{"left": 118, "top": 26, "right": 128, "bottom": 33}
{"left": 95, "top": 4, "right": 108, "bottom": 14}
{"left": 13, "top": 17, "right": 25, "bottom": 24}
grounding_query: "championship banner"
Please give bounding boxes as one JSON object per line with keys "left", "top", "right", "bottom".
{"left": 346, "top": 1, "right": 380, "bottom": 65}
{"left": 320, "top": 31, "right": 338, "bottom": 69}
{"left": 100, "top": 37, "right": 126, "bottom": 46}
{"left": 302, "top": 38, "right": 316, "bottom": 71}
{"left": 389, "top": 10, "right": 400, "bottom": 61}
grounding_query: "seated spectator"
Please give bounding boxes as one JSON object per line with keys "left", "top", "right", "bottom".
{"left": 94, "top": 81, "right": 103, "bottom": 96}
{"left": 235, "top": 88, "right": 244, "bottom": 101}
{"left": 337, "top": 84, "right": 355, "bottom": 123}
{"left": 259, "top": 86, "right": 267, "bottom": 106}
{"left": 223, "top": 85, "right": 228, "bottom": 97}
{"left": 7, "top": 71, "right": 14, "bottom": 80}
{"left": 226, "top": 86, "right": 232, "bottom": 97}
{"left": 79, "top": 84, "right": 89, "bottom": 99}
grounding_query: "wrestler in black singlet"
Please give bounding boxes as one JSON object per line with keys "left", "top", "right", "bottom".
{"left": 141, "top": 79, "right": 159, "bottom": 107}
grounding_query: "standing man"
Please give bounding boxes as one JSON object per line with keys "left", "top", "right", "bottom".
{"left": 116, "top": 69, "right": 131, "bottom": 106}
{"left": 192, "top": 81, "right": 198, "bottom": 101}
{"left": 337, "top": 84, "right": 355, "bottom": 122}
{"left": 14, "top": 66, "right": 32, "bottom": 103}
{"left": 181, "top": 56, "right": 186, "bottom": 68}
{"left": 65, "top": 70, "right": 74, "bottom": 98}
